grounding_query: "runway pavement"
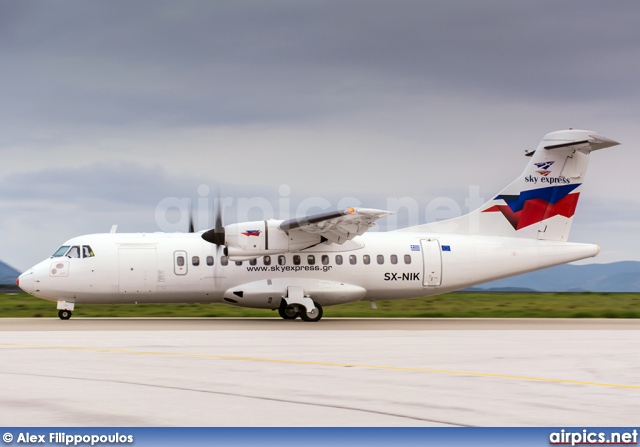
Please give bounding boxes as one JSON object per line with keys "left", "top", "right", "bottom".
{"left": 1, "top": 318, "right": 639, "bottom": 426}
{"left": 2, "top": 317, "right": 640, "bottom": 331}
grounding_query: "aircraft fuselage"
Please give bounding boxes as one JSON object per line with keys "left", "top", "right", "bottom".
{"left": 18, "top": 231, "right": 598, "bottom": 309}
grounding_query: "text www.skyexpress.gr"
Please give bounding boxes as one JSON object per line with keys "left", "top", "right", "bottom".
{"left": 246, "top": 265, "right": 333, "bottom": 273}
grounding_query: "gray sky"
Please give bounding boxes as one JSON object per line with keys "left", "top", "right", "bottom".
{"left": 2, "top": 1, "right": 639, "bottom": 271}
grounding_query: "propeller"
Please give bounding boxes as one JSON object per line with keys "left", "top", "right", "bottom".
{"left": 201, "top": 197, "right": 225, "bottom": 247}
{"left": 200, "top": 190, "right": 226, "bottom": 295}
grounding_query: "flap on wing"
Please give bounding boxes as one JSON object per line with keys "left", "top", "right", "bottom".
{"left": 279, "top": 207, "right": 393, "bottom": 245}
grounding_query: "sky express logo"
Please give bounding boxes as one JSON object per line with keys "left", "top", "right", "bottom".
{"left": 525, "top": 174, "right": 571, "bottom": 185}
{"left": 535, "top": 161, "right": 555, "bottom": 170}
{"left": 528, "top": 160, "right": 570, "bottom": 184}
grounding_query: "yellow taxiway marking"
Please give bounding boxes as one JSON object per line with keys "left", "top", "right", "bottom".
{"left": 2, "top": 342, "right": 639, "bottom": 391}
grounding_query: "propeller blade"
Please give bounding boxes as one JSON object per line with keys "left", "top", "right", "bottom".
{"left": 188, "top": 202, "right": 195, "bottom": 233}
{"left": 201, "top": 189, "right": 226, "bottom": 246}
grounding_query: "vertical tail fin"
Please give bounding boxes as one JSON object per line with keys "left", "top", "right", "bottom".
{"left": 405, "top": 129, "right": 619, "bottom": 241}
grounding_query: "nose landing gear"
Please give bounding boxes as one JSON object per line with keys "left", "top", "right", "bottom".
{"left": 58, "top": 309, "right": 72, "bottom": 320}
{"left": 56, "top": 301, "right": 75, "bottom": 320}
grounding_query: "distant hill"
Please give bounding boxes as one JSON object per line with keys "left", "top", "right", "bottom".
{"left": 0, "top": 260, "right": 20, "bottom": 285}
{"left": 474, "top": 261, "right": 640, "bottom": 292}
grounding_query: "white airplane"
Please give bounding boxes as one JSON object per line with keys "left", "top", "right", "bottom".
{"left": 17, "top": 129, "right": 619, "bottom": 322}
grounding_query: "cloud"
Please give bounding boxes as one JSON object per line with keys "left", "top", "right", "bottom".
{"left": 2, "top": 0, "right": 639, "bottom": 137}
{"left": 1, "top": 161, "right": 191, "bottom": 207}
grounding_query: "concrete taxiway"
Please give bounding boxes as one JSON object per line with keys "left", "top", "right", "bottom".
{"left": 1, "top": 318, "right": 639, "bottom": 426}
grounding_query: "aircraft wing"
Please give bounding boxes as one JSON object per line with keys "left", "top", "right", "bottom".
{"left": 279, "top": 207, "right": 393, "bottom": 244}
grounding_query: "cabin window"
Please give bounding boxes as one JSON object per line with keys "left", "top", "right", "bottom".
{"left": 308, "top": 255, "right": 315, "bottom": 265}
{"left": 404, "top": 254, "right": 412, "bottom": 264}
{"left": 363, "top": 254, "right": 370, "bottom": 265}
{"left": 321, "top": 255, "right": 329, "bottom": 265}
{"left": 235, "top": 261, "right": 243, "bottom": 266}
{"left": 263, "top": 256, "right": 271, "bottom": 266}
{"left": 192, "top": 256, "right": 200, "bottom": 266}
{"left": 278, "top": 255, "right": 286, "bottom": 266}
{"left": 177, "top": 256, "right": 185, "bottom": 267}
{"left": 67, "top": 246, "right": 80, "bottom": 258}
{"left": 293, "top": 255, "right": 301, "bottom": 265}
{"left": 336, "top": 255, "right": 343, "bottom": 265}
{"left": 349, "top": 255, "right": 357, "bottom": 265}
{"left": 82, "top": 246, "right": 94, "bottom": 258}
{"left": 377, "top": 254, "right": 384, "bottom": 265}
{"left": 390, "top": 254, "right": 398, "bottom": 265}
{"left": 249, "top": 258, "right": 257, "bottom": 266}
{"left": 206, "top": 256, "right": 214, "bottom": 266}
{"left": 52, "top": 246, "right": 70, "bottom": 257}
{"left": 221, "top": 256, "right": 229, "bottom": 266}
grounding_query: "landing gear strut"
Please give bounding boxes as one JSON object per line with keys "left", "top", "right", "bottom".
{"left": 58, "top": 309, "right": 72, "bottom": 320}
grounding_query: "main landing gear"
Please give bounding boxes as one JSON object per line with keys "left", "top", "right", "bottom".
{"left": 300, "top": 302, "right": 323, "bottom": 322}
{"left": 278, "top": 300, "right": 323, "bottom": 322}
{"left": 278, "top": 286, "right": 324, "bottom": 322}
{"left": 278, "top": 303, "right": 300, "bottom": 320}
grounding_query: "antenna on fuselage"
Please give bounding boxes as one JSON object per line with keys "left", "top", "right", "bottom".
{"left": 110, "top": 225, "right": 118, "bottom": 234}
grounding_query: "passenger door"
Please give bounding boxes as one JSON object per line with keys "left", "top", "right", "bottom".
{"left": 420, "top": 239, "right": 442, "bottom": 287}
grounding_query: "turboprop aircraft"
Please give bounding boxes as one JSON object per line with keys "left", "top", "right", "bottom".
{"left": 17, "top": 129, "right": 619, "bottom": 321}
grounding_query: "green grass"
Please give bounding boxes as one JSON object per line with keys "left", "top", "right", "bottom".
{"left": 2, "top": 292, "right": 640, "bottom": 318}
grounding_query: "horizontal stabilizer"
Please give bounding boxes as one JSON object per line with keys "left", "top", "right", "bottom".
{"left": 544, "top": 134, "right": 619, "bottom": 153}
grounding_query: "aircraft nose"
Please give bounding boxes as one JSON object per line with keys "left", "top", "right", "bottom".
{"left": 18, "top": 270, "right": 35, "bottom": 294}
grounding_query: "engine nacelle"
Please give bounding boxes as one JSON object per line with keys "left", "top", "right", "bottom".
{"left": 224, "top": 219, "right": 322, "bottom": 261}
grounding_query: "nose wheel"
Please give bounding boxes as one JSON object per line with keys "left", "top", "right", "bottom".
{"left": 58, "top": 309, "right": 72, "bottom": 320}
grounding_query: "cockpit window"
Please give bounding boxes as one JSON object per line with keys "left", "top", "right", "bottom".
{"left": 82, "top": 245, "right": 95, "bottom": 258}
{"left": 52, "top": 246, "right": 70, "bottom": 257}
{"left": 66, "top": 246, "right": 81, "bottom": 258}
